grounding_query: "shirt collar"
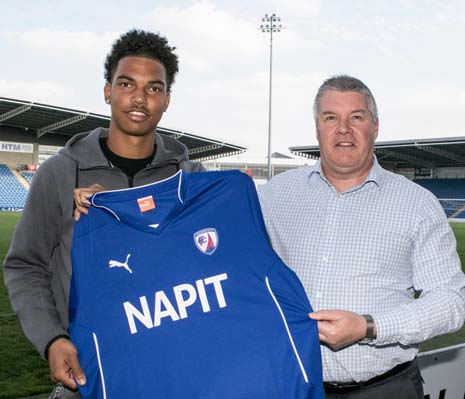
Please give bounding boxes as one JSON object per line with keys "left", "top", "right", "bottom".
{"left": 309, "top": 155, "right": 388, "bottom": 191}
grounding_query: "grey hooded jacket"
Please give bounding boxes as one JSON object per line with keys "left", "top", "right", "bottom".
{"left": 3, "top": 127, "right": 204, "bottom": 358}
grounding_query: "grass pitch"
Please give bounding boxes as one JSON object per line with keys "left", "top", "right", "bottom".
{"left": 0, "top": 212, "right": 52, "bottom": 398}
{"left": 420, "top": 222, "right": 465, "bottom": 352}
{"left": 451, "top": 222, "right": 465, "bottom": 266}
{"left": 1, "top": 213, "right": 465, "bottom": 397}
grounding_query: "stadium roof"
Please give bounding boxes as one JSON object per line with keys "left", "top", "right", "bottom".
{"left": 290, "top": 137, "right": 465, "bottom": 169}
{"left": 0, "top": 97, "right": 245, "bottom": 160}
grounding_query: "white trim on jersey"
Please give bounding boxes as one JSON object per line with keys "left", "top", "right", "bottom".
{"left": 91, "top": 204, "right": 121, "bottom": 221}
{"left": 265, "top": 277, "right": 309, "bottom": 384}
{"left": 91, "top": 170, "right": 184, "bottom": 219}
{"left": 92, "top": 170, "right": 183, "bottom": 196}
{"left": 93, "top": 332, "right": 108, "bottom": 399}
{"left": 178, "top": 171, "right": 184, "bottom": 204}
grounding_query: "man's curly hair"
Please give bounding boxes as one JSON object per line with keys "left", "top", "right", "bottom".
{"left": 104, "top": 29, "right": 179, "bottom": 91}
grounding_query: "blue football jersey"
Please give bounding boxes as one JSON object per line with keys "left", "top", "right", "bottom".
{"left": 69, "top": 170, "right": 323, "bottom": 399}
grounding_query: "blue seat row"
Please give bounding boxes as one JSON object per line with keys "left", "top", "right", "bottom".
{"left": 0, "top": 164, "right": 29, "bottom": 209}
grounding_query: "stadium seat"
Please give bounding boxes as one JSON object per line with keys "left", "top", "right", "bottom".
{"left": 414, "top": 179, "right": 465, "bottom": 199}
{"left": 414, "top": 179, "right": 465, "bottom": 219}
{"left": 0, "top": 164, "right": 28, "bottom": 210}
{"left": 21, "top": 171, "right": 35, "bottom": 185}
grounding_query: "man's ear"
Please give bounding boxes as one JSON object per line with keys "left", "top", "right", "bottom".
{"left": 316, "top": 125, "right": 322, "bottom": 145}
{"left": 373, "top": 118, "right": 379, "bottom": 140}
{"left": 163, "top": 92, "right": 171, "bottom": 112}
{"left": 104, "top": 82, "right": 111, "bottom": 104}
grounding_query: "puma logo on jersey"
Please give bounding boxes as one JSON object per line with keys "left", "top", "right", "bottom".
{"left": 109, "top": 254, "right": 133, "bottom": 274}
{"left": 123, "top": 273, "right": 228, "bottom": 334}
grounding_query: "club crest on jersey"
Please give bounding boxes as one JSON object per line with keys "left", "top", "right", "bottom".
{"left": 194, "top": 228, "right": 218, "bottom": 255}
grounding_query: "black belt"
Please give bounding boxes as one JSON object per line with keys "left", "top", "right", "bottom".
{"left": 323, "top": 360, "right": 414, "bottom": 394}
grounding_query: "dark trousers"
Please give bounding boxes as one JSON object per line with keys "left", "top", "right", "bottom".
{"left": 324, "top": 360, "right": 424, "bottom": 399}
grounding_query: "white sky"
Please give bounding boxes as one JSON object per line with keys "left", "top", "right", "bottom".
{"left": 2, "top": 0, "right": 465, "bottom": 157}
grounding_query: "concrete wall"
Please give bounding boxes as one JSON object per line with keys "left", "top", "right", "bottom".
{"left": 0, "top": 125, "right": 70, "bottom": 167}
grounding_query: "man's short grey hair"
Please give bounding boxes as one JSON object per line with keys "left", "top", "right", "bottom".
{"left": 313, "top": 75, "right": 378, "bottom": 122}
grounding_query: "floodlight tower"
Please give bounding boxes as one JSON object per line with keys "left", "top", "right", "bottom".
{"left": 260, "top": 13, "right": 283, "bottom": 181}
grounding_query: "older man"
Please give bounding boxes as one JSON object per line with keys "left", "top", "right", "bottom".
{"left": 259, "top": 75, "right": 465, "bottom": 398}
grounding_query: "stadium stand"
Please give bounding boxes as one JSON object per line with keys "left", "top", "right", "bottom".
{"left": 456, "top": 210, "right": 465, "bottom": 218}
{"left": 0, "top": 164, "right": 28, "bottom": 210}
{"left": 414, "top": 179, "right": 465, "bottom": 219}
{"left": 21, "top": 171, "right": 35, "bottom": 185}
{"left": 414, "top": 179, "right": 465, "bottom": 199}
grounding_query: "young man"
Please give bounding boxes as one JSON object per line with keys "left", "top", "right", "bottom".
{"left": 3, "top": 29, "right": 203, "bottom": 398}
{"left": 259, "top": 75, "right": 465, "bottom": 398}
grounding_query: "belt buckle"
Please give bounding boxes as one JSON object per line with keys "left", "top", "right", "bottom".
{"left": 324, "top": 381, "right": 363, "bottom": 393}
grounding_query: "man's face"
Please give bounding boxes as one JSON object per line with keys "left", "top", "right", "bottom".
{"left": 104, "top": 56, "right": 170, "bottom": 138}
{"left": 316, "top": 90, "right": 379, "bottom": 181}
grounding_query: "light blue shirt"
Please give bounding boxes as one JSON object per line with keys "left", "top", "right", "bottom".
{"left": 258, "top": 158, "right": 465, "bottom": 383}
